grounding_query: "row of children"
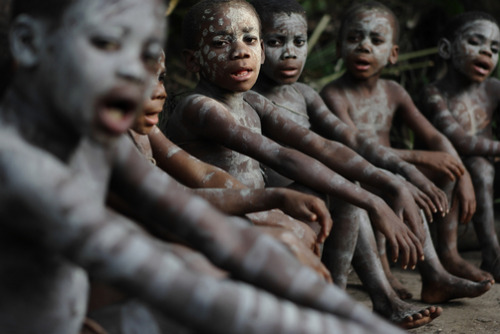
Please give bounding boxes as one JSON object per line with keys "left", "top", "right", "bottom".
{"left": 0, "top": 0, "right": 499, "bottom": 333}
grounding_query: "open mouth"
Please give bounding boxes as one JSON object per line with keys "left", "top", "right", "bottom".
{"left": 473, "top": 59, "right": 492, "bottom": 75}
{"left": 231, "top": 68, "right": 253, "bottom": 81}
{"left": 97, "top": 95, "right": 138, "bottom": 135}
{"left": 354, "top": 59, "right": 371, "bottom": 71}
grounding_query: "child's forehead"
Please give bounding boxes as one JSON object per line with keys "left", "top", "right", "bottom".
{"left": 457, "top": 19, "right": 500, "bottom": 39}
{"left": 347, "top": 9, "right": 395, "bottom": 32}
{"left": 200, "top": 3, "right": 259, "bottom": 26}
{"left": 264, "top": 12, "right": 307, "bottom": 32}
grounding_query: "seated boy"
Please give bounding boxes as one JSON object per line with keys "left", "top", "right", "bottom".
{"left": 320, "top": 0, "right": 494, "bottom": 288}
{"left": 126, "top": 51, "right": 331, "bottom": 276}
{"left": 420, "top": 11, "right": 500, "bottom": 282}
{"left": 250, "top": 0, "right": 490, "bottom": 324}
{"left": 0, "top": 0, "right": 406, "bottom": 333}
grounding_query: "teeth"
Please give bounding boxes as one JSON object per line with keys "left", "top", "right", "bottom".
{"left": 106, "top": 107, "right": 124, "bottom": 121}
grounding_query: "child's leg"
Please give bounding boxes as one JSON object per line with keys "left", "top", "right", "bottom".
{"left": 434, "top": 178, "right": 493, "bottom": 282}
{"left": 321, "top": 198, "right": 359, "bottom": 289}
{"left": 465, "top": 157, "right": 500, "bottom": 281}
{"left": 417, "top": 218, "right": 492, "bottom": 303}
{"left": 376, "top": 231, "right": 413, "bottom": 299}
{"left": 350, "top": 208, "right": 442, "bottom": 329}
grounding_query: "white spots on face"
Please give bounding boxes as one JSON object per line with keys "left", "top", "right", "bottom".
{"left": 202, "top": 29, "right": 208, "bottom": 37}
{"left": 203, "top": 45, "right": 210, "bottom": 55}
{"left": 209, "top": 25, "right": 215, "bottom": 33}
{"left": 218, "top": 18, "right": 224, "bottom": 26}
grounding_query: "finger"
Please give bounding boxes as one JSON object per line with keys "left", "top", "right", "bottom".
{"left": 387, "top": 234, "right": 399, "bottom": 264}
{"left": 397, "top": 234, "right": 410, "bottom": 269}
{"left": 406, "top": 234, "right": 418, "bottom": 270}
{"left": 417, "top": 197, "right": 434, "bottom": 222}
{"left": 409, "top": 230, "right": 424, "bottom": 264}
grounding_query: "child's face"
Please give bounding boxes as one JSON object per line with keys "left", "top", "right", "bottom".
{"left": 36, "top": 0, "right": 165, "bottom": 142}
{"left": 260, "top": 12, "right": 308, "bottom": 85}
{"left": 451, "top": 20, "right": 500, "bottom": 83}
{"left": 191, "top": 3, "right": 263, "bottom": 92}
{"left": 340, "top": 9, "right": 398, "bottom": 79}
{"left": 132, "top": 52, "right": 167, "bottom": 135}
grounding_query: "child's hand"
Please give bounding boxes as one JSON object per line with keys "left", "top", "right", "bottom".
{"left": 277, "top": 189, "right": 333, "bottom": 244}
{"left": 403, "top": 179, "right": 436, "bottom": 222}
{"left": 368, "top": 198, "right": 424, "bottom": 270}
{"left": 386, "top": 180, "right": 426, "bottom": 243}
{"left": 417, "top": 151, "right": 465, "bottom": 181}
{"left": 454, "top": 171, "right": 476, "bottom": 224}
{"left": 403, "top": 165, "right": 449, "bottom": 216}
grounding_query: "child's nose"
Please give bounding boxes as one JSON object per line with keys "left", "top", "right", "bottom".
{"left": 355, "top": 37, "right": 371, "bottom": 53}
{"left": 281, "top": 45, "right": 297, "bottom": 59}
{"left": 479, "top": 46, "right": 493, "bottom": 58}
{"left": 151, "top": 82, "right": 167, "bottom": 101}
{"left": 117, "top": 56, "right": 148, "bottom": 84}
{"left": 230, "top": 40, "right": 251, "bottom": 60}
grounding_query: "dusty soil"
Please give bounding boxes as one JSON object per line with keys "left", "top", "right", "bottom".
{"left": 346, "top": 211, "right": 500, "bottom": 334}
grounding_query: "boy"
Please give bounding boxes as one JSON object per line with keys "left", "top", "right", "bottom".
{"left": 250, "top": 0, "right": 490, "bottom": 324}
{"left": 320, "top": 2, "right": 493, "bottom": 285}
{"left": 421, "top": 12, "right": 500, "bottom": 282}
{"left": 0, "top": 0, "right": 405, "bottom": 333}
{"left": 165, "top": 0, "right": 448, "bottom": 328}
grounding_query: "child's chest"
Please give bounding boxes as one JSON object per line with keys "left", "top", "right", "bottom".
{"left": 345, "top": 88, "right": 395, "bottom": 137}
{"left": 230, "top": 103, "right": 262, "bottom": 135}
{"left": 446, "top": 89, "right": 493, "bottom": 135}
{"left": 266, "top": 87, "right": 310, "bottom": 129}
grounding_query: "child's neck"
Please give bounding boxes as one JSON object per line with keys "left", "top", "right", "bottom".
{"left": 1, "top": 83, "right": 81, "bottom": 161}
{"left": 196, "top": 77, "right": 247, "bottom": 109}
{"left": 253, "top": 74, "right": 289, "bottom": 95}
{"left": 441, "top": 66, "right": 483, "bottom": 94}
{"left": 343, "top": 71, "right": 381, "bottom": 93}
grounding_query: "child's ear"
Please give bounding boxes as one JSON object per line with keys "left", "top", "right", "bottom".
{"left": 182, "top": 49, "right": 201, "bottom": 73}
{"left": 438, "top": 38, "right": 452, "bottom": 60}
{"left": 9, "top": 15, "right": 44, "bottom": 68}
{"left": 388, "top": 45, "right": 399, "bottom": 65}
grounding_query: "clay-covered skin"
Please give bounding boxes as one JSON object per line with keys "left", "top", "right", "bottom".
{"left": 422, "top": 18, "right": 500, "bottom": 282}
{"left": 252, "top": 8, "right": 486, "bottom": 329}
{"left": 320, "top": 4, "right": 493, "bottom": 320}
{"left": 0, "top": 0, "right": 407, "bottom": 332}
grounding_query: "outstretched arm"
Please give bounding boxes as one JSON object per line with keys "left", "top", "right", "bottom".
{"left": 2, "top": 142, "right": 401, "bottom": 334}
{"left": 318, "top": 83, "right": 447, "bottom": 217}
{"left": 148, "top": 125, "right": 332, "bottom": 241}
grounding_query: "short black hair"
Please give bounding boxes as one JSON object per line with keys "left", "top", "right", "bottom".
{"left": 182, "top": 0, "right": 259, "bottom": 50}
{"left": 249, "top": 0, "right": 306, "bottom": 27}
{"left": 339, "top": 1, "right": 400, "bottom": 44}
{"left": 442, "top": 11, "right": 499, "bottom": 42}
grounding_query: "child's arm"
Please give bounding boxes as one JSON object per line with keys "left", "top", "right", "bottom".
{"left": 422, "top": 84, "right": 500, "bottom": 156}
{"left": 3, "top": 142, "right": 398, "bottom": 333}
{"left": 319, "top": 83, "right": 448, "bottom": 217}
{"left": 248, "top": 90, "right": 426, "bottom": 242}
{"left": 148, "top": 125, "right": 332, "bottom": 241}
{"left": 396, "top": 85, "right": 476, "bottom": 223}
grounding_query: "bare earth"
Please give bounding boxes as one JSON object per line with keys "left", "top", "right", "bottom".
{"left": 346, "top": 213, "right": 500, "bottom": 334}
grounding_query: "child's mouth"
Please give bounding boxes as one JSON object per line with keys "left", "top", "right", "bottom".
{"left": 473, "top": 59, "right": 491, "bottom": 76}
{"left": 231, "top": 68, "right": 253, "bottom": 81}
{"left": 280, "top": 67, "right": 299, "bottom": 77}
{"left": 354, "top": 59, "right": 371, "bottom": 71}
{"left": 97, "top": 93, "right": 139, "bottom": 135}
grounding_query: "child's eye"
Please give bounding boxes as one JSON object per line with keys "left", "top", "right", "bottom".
{"left": 244, "top": 35, "right": 258, "bottom": 45}
{"left": 371, "top": 37, "right": 384, "bottom": 45}
{"left": 468, "top": 37, "right": 480, "bottom": 46}
{"left": 294, "top": 38, "right": 306, "bottom": 47}
{"left": 158, "top": 71, "right": 166, "bottom": 83}
{"left": 91, "top": 36, "right": 121, "bottom": 51}
{"left": 491, "top": 46, "right": 499, "bottom": 54}
{"left": 347, "top": 34, "right": 360, "bottom": 43}
{"left": 266, "top": 38, "right": 283, "bottom": 47}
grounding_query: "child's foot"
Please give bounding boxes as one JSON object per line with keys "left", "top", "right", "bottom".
{"left": 441, "top": 253, "right": 494, "bottom": 282}
{"left": 480, "top": 254, "right": 500, "bottom": 282}
{"left": 374, "top": 298, "right": 442, "bottom": 329}
{"left": 421, "top": 276, "right": 492, "bottom": 303}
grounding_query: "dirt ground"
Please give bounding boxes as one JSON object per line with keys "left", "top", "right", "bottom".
{"left": 346, "top": 210, "right": 500, "bottom": 334}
